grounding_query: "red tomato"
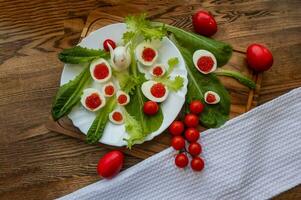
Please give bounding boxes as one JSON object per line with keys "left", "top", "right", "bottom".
{"left": 143, "top": 101, "right": 159, "bottom": 116}
{"left": 191, "top": 157, "right": 205, "bottom": 171}
{"left": 103, "top": 39, "right": 116, "bottom": 51}
{"left": 97, "top": 150, "right": 124, "bottom": 179}
{"left": 247, "top": 44, "right": 273, "bottom": 72}
{"left": 185, "top": 128, "right": 200, "bottom": 143}
{"left": 168, "top": 121, "right": 185, "bottom": 136}
{"left": 175, "top": 153, "right": 189, "bottom": 168}
{"left": 184, "top": 113, "right": 199, "bottom": 127}
{"left": 192, "top": 10, "right": 217, "bottom": 37}
{"left": 188, "top": 142, "right": 202, "bottom": 156}
{"left": 171, "top": 136, "right": 185, "bottom": 150}
{"left": 189, "top": 100, "right": 204, "bottom": 115}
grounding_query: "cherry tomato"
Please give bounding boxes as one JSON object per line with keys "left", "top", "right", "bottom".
{"left": 175, "top": 153, "right": 189, "bottom": 168}
{"left": 191, "top": 156, "right": 205, "bottom": 171}
{"left": 168, "top": 121, "right": 185, "bottom": 136}
{"left": 188, "top": 142, "right": 202, "bottom": 156}
{"left": 171, "top": 136, "right": 185, "bottom": 150}
{"left": 97, "top": 150, "right": 124, "bottom": 179}
{"left": 103, "top": 39, "right": 116, "bottom": 52}
{"left": 184, "top": 113, "right": 199, "bottom": 127}
{"left": 189, "top": 100, "right": 204, "bottom": 115}
{"left": 185, "top": 128, "right": 200, "bottom": 143}
{"left": 247, "top": 44, "right": 273, "bottom": 72}
{"left": 192, "top": 10, "right": 217, "bottom": 37}
{"left": 143, "top": 101, "right": 159, "bottom": 116}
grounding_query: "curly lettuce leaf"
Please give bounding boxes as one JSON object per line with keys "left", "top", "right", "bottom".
{"left": 58, "top": 46, "right": 109, "bottom": 64}
{"left": 123, "top": 13, "right": 166, "bottom": 44}
{"left": 51, "top": 64, "right": 91, "bottom": 120}
{"left": 154, "top": 57, "right": 184, "bottom": 92}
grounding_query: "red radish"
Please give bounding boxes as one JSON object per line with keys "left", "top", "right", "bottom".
{"left": 247, "top": 44, "right": 273, "bottom": 72}
{"left": 185, "top": 128, "right": 200, "bottom": 143}
{"left": 117, "top": 91, "right": 130, "bottom": 106}
{"left": 103, "top": 39, "right": 116, "bottom": 51}
{"left": 97, "top": 150, "right": 124, "bottom": 179}
{"left": 168, "top": 121, "right": 185, "bottom": 136}
{"left": 109, "top": 110, "right": 124, "bottom": 124}
{"left": 142, "top": 48, "right": 156, "bottom": 62}
{"left": 188, "top": 142, "right": 202, "bottom": 156}
{"left": 171, "top": 136, "right": 185, "bottom": 150}
{"left": 143, "top": 101, "right": 159, "bottom": 116}
{"left": 189, "top": 100, "right": 204, "bottom": 115}
{"left": 184, "top": 114, "right": 199, "bottom": 127}
{"left": 192, "top": 10, "right": 217, "bottom": 37}
{"left": 175, "top": 153, "right": 189, "bottom": 168}
{"left": 191, "top": 157, "right": 205, "bottom": 171}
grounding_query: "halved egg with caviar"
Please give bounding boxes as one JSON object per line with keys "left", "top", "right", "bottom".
{"left": 102, "top": 82, "right": 116, "bottom": 97}
{"left": 204, "top": 91, "right": 220, "bottom": 104}
{"left": 90, "top": 58, "right": 112, "bottom": 83}
{"left": 193, "top": 50, "right": 217, "bottom": 74}
{"left": 81, "top": 88, "right": 106, "bottom": 111}
{"left": 109, "top": 109, "right": 124, "bottom": 124}
{"left": 116, "top": 91, "right": 130, "bottom": 106}
{"left": 150, "top": 64, "right": 166, "bottom": 77}
{"left": 141, "top": 81, "right": 169, "bottom": 102}
{"left": 135, "top": 42, "right": 158, "bottom": 66}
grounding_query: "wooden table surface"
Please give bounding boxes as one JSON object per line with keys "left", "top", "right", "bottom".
{"left": 0, "top": 0, "right": 300, "bottom": 199}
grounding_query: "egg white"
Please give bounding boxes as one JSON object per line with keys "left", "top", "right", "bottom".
{"left": 135, "top": 42, "right": 158, "bottom": 66}
{"left": 102, "top": 82, "right": 116, "bottom": 97}
{"left": 204, "top": 91, "right": 220, "bottom": 104}
{"left": 141, "top": 80, "right": 169, "bottom": 102}
{"left": 116, "top": 90, "right": 130, "bottom": 106}
{"left": 90, "top": 58, "right": 112, "bottom": 83}
{"left": 192, "top": 50, "right": 217, "bottom": 74}
{"left": 150, "top": 63, "right": 166, "bottom": 77}
{"left": 80, "top": 88, "right": 106, "bottom": 111}
{"left": 109, "top": 108, "right": 124, "bottom": 125}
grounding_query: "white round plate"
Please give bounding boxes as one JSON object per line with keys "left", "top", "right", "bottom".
{"left": 60, "top": 23, "right": 188, "bottom": 146}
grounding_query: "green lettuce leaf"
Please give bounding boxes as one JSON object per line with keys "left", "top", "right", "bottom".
{"left": 171, "top": 36, "right": 231, "bottom": 128}
{"left": 86, "top": 98, "right": 117, "bottom": 144}
{"left": 51, "top": 64, "right": 91, "bottom": 120}
{"left": 58, "top": 46, "right": 109, "bottom": 64}
{"left": 214, "top": 69, "right": 256, "bottom": 89}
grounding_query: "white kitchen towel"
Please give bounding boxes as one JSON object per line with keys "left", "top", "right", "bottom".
{"left": 59, "top": 87, "right": 301, "bottom": 200}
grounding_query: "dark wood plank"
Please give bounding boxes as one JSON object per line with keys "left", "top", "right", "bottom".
{"left": 0, "top": 1, "right": 300, "bottom": 199}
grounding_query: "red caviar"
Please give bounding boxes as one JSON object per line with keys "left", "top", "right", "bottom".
{"left": 93, "top": 63, "right": 109, "bottom": 80}
{"left": 112, "top": 112, "right": 123, "bottom": 122}
{"left": 153, "top": 66, "right": 163, "bottom": 76}
{"left": 118, "top": 94, "right": 128, "bottom": 104}
{"left": 142, "top": 48, "right": 156, "bottom": 62}
{"left": 197, "top": 56, "right": 214, "bottom": 72}
{"left": 150, "top": 83, "right": 166, "bottom": 98}
{"left": 206, "top": 93, "right": 216, "bottom": 103}
{"left": 85, "top": 93, "right": 101, "bottom": 109}
{"left": 105, "top": 85, "right": 115, "bottom": 96}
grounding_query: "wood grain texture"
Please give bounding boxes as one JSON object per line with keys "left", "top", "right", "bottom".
{"left": 0, "top": 0, "right": 300, "bottom": 199}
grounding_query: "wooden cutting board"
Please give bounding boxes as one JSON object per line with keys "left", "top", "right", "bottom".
{"left": 46, "top": 7, "right": 262, "bottom": 159}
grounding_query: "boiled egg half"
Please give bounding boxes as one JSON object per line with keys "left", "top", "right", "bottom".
{"left": 81, "top": 88, "right": 106, "bottom": 111}
{"left": 116, "top": 91, "right": 130, "bottom": 106}
{"left": 109, "top": 109, "right": 124, "bottom": 125}
{"left": 141, "top": 81, "right": 169, "bottom": 102}
{"left": 193, "top": 50, "right": 217, "bottom": 74}
{"left": 90, "top": 58, "right": 112, "bottom": 83}
{"left": 150, "top": 64, "right": 166, "bottom": 77}
{"left": 102, "top": 82, "right": 116, "bottom": 97}
{"left": 135, "top": 42, "right": 158, "bottom": 66}
{"left": 204, "top": 91, "right": 220, "bottom": 104}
